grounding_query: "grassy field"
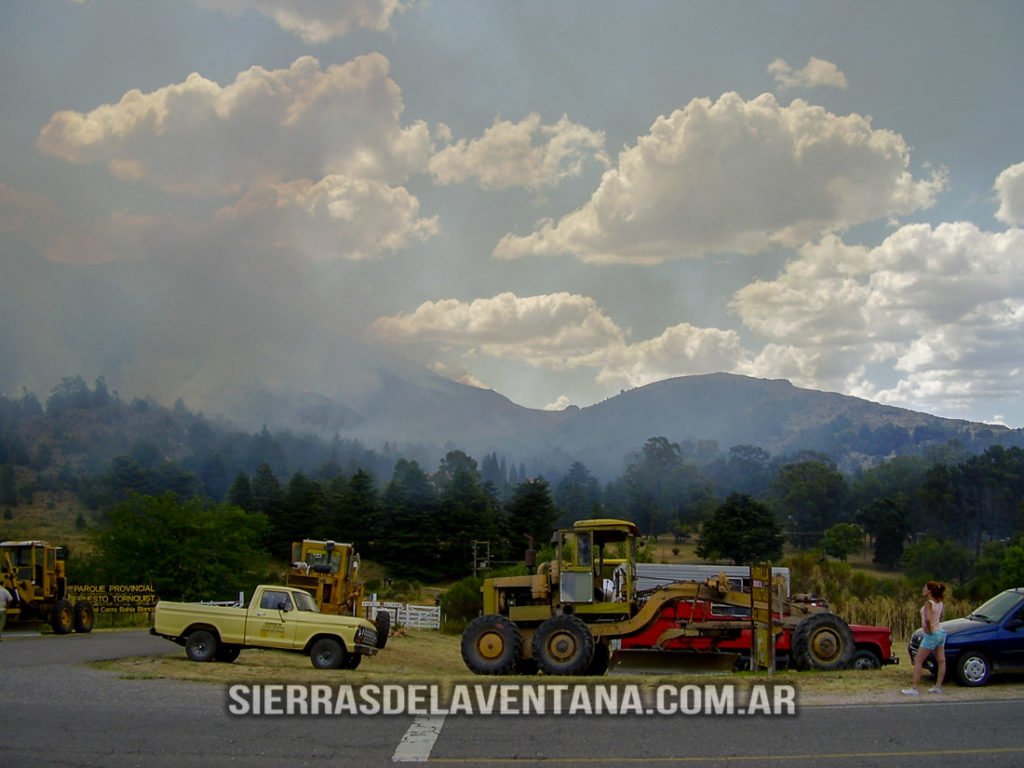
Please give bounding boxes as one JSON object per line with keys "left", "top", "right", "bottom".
{"left": 98, "top": 628, "right": 1024, "bottom": 706}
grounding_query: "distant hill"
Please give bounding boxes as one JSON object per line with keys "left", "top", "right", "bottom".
{"left": 215, "top": 370, "right": 1023, "bottom": 480}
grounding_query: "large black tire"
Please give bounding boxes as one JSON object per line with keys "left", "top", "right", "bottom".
{"left": 310, "top": 638, "right": 345, "bottom": 669}
{"left": 532, "top": 614, "right": 595, "bottom": 676}
{"left": 850, "top": 648, "right": 881, "bottom": 670}
{"left": 51, "top": 599, "right": 74, "bottom": 635}
{"left": 955, "top": 650, "right": 991, "bottom": 686}
{"left": 515, "top": 657, "right": 539, "bottom": 676}
{"left": 461, "top": 615, "right": 522, "bottom": 675}
{"left": 374, "top": 610, "right": 391, "bottom": 649}
{"left": 791, "top": 613, "right": 855, "bottom": 671}
{"left": 342, "top": 652, "right": 363, "bottom": 670}
{"left": 214, "top": 645, "right": 241, "bottom": 663}
{"left": 585, "top": 641, "right": 610, "bottom": 676}
{"left": 73, "top": 601, "right": 95, "bottom": 634}
{"left": 185, "top": 630, "right": 218, "bottom": 662}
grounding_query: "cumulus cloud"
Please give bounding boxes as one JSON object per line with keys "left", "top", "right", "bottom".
{"left": 194, "top": 0, "right": 410, "bottom": 43}
{"left": 768, "top": 56, "right": 848, "bottom": 91}
{"left": 544, "top": 395, "right": 573, "bottom": 411}
{"left": 371, "top": 292, "right": 625, "bottom": 366}
{"left": 36, "top": 54, "right": 441, "bottom": 262}
{"left": 995, "top": 161, "right": 1024, "bottom": 225}
{"left": 38, "top": 54, "right": 438, "bottom": 193}
{"left": 493, "top": 93, "right": 945, "bottom": 263}
{"left": 732, "top": 223, "right": 1024, "bottom": 416}
{"left": 428, "top": 114, "right": 608, "bottom": 191}
{"left": 590, "top": 323, "right": 751, "bottom": 390}
{"left": 372, "top": 292, "right": 751, "bottom": 390}
{"left": 215, "top": 175, "right": 438, "bottom": 260}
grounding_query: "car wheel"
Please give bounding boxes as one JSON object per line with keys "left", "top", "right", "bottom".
{"left": 214, "top": 645, "right": 241, "bottom": 663}
{"left": 310, "top": 638, "right": 345, "bottom": 669}
{"left": 185, "top": 630, "right": 218, "bottom": 662}
{"left": 956, "top": 651, "right": 991, "bottom": 686}
{"left": 850, "top": 649, "right": 881, "bottom": 670}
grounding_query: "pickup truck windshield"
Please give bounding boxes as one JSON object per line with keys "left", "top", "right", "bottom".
{"left": 294, "top": 591, "right": 319, "bottom": 613}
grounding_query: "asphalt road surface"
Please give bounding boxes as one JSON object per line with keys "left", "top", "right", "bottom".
{"left": 3, "top": 630, "right": 1024, "bottom": 767}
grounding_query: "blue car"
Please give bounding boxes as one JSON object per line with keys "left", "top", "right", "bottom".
{"left": 908, "top": 588, "right": 1024, "bottom": 686}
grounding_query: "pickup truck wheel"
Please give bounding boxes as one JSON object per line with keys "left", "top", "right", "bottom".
{"left": 850, "top": 649, "right": 881, "bottom": 670}
{"left": 51, "top": 599, "right": 74, "bottom": 635}
{"left": 792, "top": 613, "right": 855, "bottom": 671}
{"left": 310, "top": 638, "right": 345, "bottom": 669}
{"left": 185, "top": 630, "right": 218, "bottom": 662}
{"left": 956, "top": 651, "right": 991, "bottom": 686}
{"left": 214, "top": 645, "right": 241, "bottom": 663}
{"left": 532, "top": 614, "right": 595, "bottom": 676}
{"left": 73, "top": 601, "right": 95, "bottom": 633}
{"left": 342, "top": 652, "right": 362, "bottom": 670}
{"left": 374, "top": 610, "right": 391, "bottom": 649}
{"left": 461, "top": 615, "right": 522, "bottom": 675}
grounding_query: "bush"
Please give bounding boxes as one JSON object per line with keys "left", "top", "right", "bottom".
{"left": 439, "top": 575, "right": 483, "bottom": 634}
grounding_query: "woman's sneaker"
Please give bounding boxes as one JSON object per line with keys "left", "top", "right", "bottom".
{"left": 901, "top": 688, "right": 920, "bottom": 695}
{"left": 928, "top": 687, "right": 943, "bottom": 693}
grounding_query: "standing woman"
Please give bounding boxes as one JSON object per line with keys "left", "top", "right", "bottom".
{"left": 903, "top": 581, "right": 947, "bottom": 694}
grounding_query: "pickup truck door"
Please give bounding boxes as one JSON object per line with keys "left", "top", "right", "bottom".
{"left": 247, "top": 589, "right": 300, "bottom": 649}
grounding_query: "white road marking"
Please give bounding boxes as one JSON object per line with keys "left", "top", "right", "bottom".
{"left": 392, "top": 714, "right": 446, "bottom": 762}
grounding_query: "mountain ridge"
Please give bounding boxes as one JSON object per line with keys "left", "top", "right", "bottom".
{"left": 218, "top": 370, "right": 1019, "bottom": 479}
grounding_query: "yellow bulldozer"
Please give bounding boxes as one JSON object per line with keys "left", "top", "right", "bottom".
{"left": 461, "top": 518, "right": 853, "bottom": 675}
{"left": 285, "top": 538, "right": 390, "bottom": 648}
{"left": 1, "top": 540, "right": 95, "bottom": 634}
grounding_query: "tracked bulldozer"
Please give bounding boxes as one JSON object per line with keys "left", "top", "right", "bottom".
{"left": 460, "top": 519, "right": 855, "bottom": 675}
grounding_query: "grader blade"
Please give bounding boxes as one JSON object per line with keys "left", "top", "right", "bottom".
{"left": 608, "top": 649, "right": 741, "bottom": 676}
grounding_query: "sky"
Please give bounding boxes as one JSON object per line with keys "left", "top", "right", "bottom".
{"left": 2, "top": 1, "right": 1024, "bottom": 428}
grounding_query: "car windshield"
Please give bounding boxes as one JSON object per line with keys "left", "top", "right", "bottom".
{"left": 968, "top": 590, "right": 1023, "bottom": 623}
{"left": 294, "top": 590, "right": 320, "bottom": 613}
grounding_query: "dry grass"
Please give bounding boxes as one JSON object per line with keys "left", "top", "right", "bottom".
{"left": 97, "top": 629, "right": 1024, "bottom": 706}
{"left": 0, "top": 490, "right": 96, "bottom": 553}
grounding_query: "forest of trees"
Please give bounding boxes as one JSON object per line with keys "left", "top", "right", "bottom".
{"left": 3, "top": 376, "right": 1024, "bottom": 599}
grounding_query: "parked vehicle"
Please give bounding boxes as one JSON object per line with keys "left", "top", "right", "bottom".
{"left": 907, "top": 587, "right": 1024, "bottom": 686}
{"left": 286, "top": 538, "right": 390, "bottom": 646}
{"left": 151, "top": 584, "right": 380, "bottom": 669}
{"left": 618, "top": 597, "right": 897, "bottom": 671}
{"left": 1, "top": 540, "right": 94, "bottom": 634}
{"left": 461, "top": 518, "right": 867, "bottom": 675}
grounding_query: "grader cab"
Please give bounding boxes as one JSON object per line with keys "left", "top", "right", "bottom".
{"left": 285, "top": 538, "right": 390, "bottom": 648}
{"left": 460, "top": 519, "right": 854, "bottom": 676}
{"left": 1, "top": 540, "right": 94, "bottom": 634}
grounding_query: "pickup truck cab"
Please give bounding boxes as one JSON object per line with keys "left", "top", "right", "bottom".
{"left": 152, "top": 585, "right": 381, "bottom": 669}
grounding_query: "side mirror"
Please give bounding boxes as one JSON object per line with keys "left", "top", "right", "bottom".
{"left": 1006, "top": 617, "right": 1024, "bottom": 631}
{"left": 277, "top": 600, "right": 290, "bottom": 612}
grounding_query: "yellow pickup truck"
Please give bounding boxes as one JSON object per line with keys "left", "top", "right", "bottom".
{"left": 151, "top": 584, "right": 383, "bottom": 669}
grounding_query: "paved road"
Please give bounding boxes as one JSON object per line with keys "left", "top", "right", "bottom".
{"left": 3, "top": 631, "right": 1023, "bottom": 767}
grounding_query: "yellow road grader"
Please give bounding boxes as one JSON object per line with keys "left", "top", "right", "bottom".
{"left": 1, "top": 540, "right": 94, "bottom": 634}
{"left": 285, "top": 538, "right": 390, "bottom": 648}
{"left": 461, "top": 519, "right": 855, "bottom": 675}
